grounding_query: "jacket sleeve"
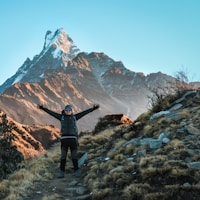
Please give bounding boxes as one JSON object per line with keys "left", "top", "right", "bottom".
{"left": 40, "top": 106, "right": 62, "bottom": 121}
{"left": 75, "top": 108, "right": 95, "bottom": 120}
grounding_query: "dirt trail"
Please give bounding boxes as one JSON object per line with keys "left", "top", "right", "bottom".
{"left": 24, "top": 165, "right": 92, "bottom": 200}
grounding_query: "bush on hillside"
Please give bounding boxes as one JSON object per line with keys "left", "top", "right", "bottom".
{"left": 0, "top": 114, "right": 24, "bottom": 181}
{"left": 148, "top": 70, "right": 195, "bottom": 114}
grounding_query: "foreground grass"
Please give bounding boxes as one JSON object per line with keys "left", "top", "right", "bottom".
{"left": 0, "top": 143, "right": 60, "bottom": 200}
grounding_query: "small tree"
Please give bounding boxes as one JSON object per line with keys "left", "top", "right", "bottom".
{"left": 148, "top": 70, "right": 195, "bottom": 114}
{"left": 174, "top": 69, "right": 194, "bottom": 94}
{"left": 0, "top": 114, "right": 24, "bottom": 180}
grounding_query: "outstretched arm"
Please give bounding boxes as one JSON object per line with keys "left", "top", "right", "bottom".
{"left": 38, "top": 105, "right": 62, "bottom": 121}
{"left": 75, "top": 104, "right": 100, "bottom": 120}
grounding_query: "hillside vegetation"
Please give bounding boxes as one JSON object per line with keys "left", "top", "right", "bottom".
{"left": 0, "top": 88, "right": 200, "bottom": 200}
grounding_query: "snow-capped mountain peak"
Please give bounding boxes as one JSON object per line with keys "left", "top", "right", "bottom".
{"left": 0, "top": 29, "right": 80, "bottom": 93}
{"left": 43, "top": 28, "right": 79, "bottom": 54}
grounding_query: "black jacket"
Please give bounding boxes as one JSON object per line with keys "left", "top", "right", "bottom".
{"left": 40, "top": 106, "right": 95, "bottom": 138}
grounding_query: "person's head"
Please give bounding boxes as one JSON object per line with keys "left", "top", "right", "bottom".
{"left": 64, "top": 105, "right": 73, "bottom": 115}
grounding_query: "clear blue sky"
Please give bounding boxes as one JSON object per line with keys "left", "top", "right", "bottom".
{"left": 0, "top": 0, "right": 200, "bottom": 85}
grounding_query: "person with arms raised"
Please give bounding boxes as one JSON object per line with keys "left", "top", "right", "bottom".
{"left": 38, "top": 103, "right": 100, "bottom": 178}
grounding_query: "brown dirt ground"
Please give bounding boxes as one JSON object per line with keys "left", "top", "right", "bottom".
{"left": 23, "top": 163, "right": 92, "bottom": 200}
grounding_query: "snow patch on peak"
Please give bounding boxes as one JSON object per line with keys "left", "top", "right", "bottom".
{"left": 43, "top": 28, "right": 80, "bottom": 57}
{"left": 44, "top": 31, "right": 54, "bottom": 49}
{"left": 43, "top": 28, "right": 64, "bottom": 48}
{"left": 13, "top": 74, "right": 25, "bottom": 85}
{"left": 52, "top": 47, "right": 62, "bottom": 59}
{"left": 40, "top": 73, "right": 44, "bottom": 78}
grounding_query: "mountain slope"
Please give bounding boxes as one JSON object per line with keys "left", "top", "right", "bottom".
{"left": 0, "top": 28, "right": 195, "bottom": 131}
{"left": 0, "top": 52, "right": 177, "bottom": 131}
{"left": 1, "top": 89, "right": 200, "bottom": 200}
{"left": 0, "top": 111, "right": 60, "bottom": 159}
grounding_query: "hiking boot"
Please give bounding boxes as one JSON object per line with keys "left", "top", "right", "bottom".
{"left": 75, "top": 169, "right": 81, "bottom": 177}
{"left": 57, "top": 171, "right": 65, "bottom": 178}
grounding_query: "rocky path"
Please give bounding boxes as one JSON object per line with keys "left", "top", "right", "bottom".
{"left": 24, "top": 167, "right": 91, "bottom": 200}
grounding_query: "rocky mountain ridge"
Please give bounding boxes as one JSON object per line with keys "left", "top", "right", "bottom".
{"left": 0, "top": 111, "right": 60, "bottom": 159}
{"left": 0, "top": 28, "right": 80, "bottom": 93}
{"left": 0, "top": 28, "right": 198, "bottom": 131}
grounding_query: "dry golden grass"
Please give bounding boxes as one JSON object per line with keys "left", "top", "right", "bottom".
{"left": 139, "top": 156, "right": 149, "bottom": 168}
{"left": 40, "top": 193, "right": 62, "bottom": 200}
{"left": 180, "top": 109, "right": 191, "bottom": 118}
{"left": 143, "top": 124, "right": 153, "bottom": 136}
{"left": 136, "top": 111, "right": 151, "bottom": 123}
{"left": 191, "top": 153, "right": 200, "bottom": 162}
{"left": 110, "top": 170, "right": 124, "bottom": 180}
{"left": 140, "top": 166, "right": 158, "bottom": 179}
{"left": 157, "top": 117, "right": 172, "bottom": 125}
{"left": 88, "top": 179, "right": 103, "bottom": 190}
{"left": 102, "top": 174, "right": 112, "bottom": 185}
{"left": 113, "top": 153, "right": 124, "bottom": 161}
{"left": 90, "top": 163, "right": 100, "bottom": 173}
{"left": 107, "top": 150, "right": 118, "bottom": 159}
{"left": 115, "top": 176, "right": 132, "bottom": 188}
{"left": 98, "top": 162, "right": 106, "bottom": 171}
{"left": 139, "top": 155, "right": 167, "bottom": 168}
{"left": 167, "top": 148, "right": 190, "bottom": 160}
{"left": 141, "top": 124, "right": 160, "bottom": 138}
{"left": 106, "top": 160, "right": 119, "bottom": 171}
{"left": 123, "top": 130, "right": 136, "bottom": 140}
{"left": 124, "top": 143, "right": 135, "bottom": 154}
{"left": 80, "top": 128, "right": 114, "bottom": 145}
{"left": 122, "top": 183, "right": 151, "bottom": 200}
{"left": 0, "top": 143, "right": 59, "bottom": 200}
{"left": 79, "top": 135, "right": 92, "bottom": 145}
{"left": 0, "top": 180, "right": 9, "bottom": 197}
{"left": 169, "top": 123, "right": 181, "bottom": 130}
{"left": 114, "top": 139, "right": 126, "bottom": 149}
{"left": 92, "top": 188, "right": 112, "bottom": 200}
{"left": 144, "top": 192, "right": 166, "bottom": 200}
{"left": 86, "top": 151, "right": 99, "bottom": 160}
{"left": 86, "top": 160, "right": 98, "bottom": 167}
{"left": 84, "top": 172, "right": 98, "bottom": 185}
{"left": 169, "top": 139, "right": 185, "bottom": 149}
{"left": 124, "top": 160, "right": 138, "bottom": 170}
{"left": 170, "top": 168, "right": 189, "bottom": 177}
{"left": 163, "top": 126, "right": 171, "bottom": 132}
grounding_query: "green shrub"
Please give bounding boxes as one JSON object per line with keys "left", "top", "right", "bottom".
{"left": 0, "top": 114, "right": 24, "bottom": 180}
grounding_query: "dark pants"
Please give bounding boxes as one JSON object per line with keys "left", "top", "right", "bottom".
{"left": 60, "top": 138, "right": 79, "bottom": 172}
